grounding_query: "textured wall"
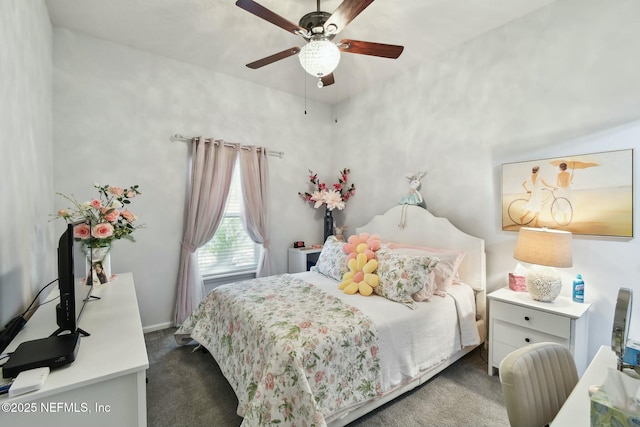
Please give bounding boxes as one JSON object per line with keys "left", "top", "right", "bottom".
{"left": 0, "top": 0, "right": 54, "bottom": 325}
{"left": 52, "top": 29, "right": 333, "bottom": 329}
{"left": 332, "top": 0, "right": 640, "bottom": 361}
{"left": 9, "top": 0, "right": 640, "bottom": 358}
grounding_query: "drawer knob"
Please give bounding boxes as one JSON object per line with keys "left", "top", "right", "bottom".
{"left": 525, "top": 338, "right": 530, "bottom": 343}
{"left": 524, "top": 316, "right": 530, "bottom": 321}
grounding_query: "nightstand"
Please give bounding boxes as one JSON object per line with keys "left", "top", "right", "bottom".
{"left": 288, "top": 247, "right": 322, "bottom": 273}
{"left": 488, "top": 287, "right": 591, "bottom": 376}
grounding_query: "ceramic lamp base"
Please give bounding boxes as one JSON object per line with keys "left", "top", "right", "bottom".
{"left": 526, "top": 265, "right": 562, "bottom": 302}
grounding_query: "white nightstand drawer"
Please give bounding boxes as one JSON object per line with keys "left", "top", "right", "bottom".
{"left": 491, "top": 299, "right": 570, "bottom": 339}
{"left": 493, "top": 319, "right": 569, "bottom": 349}
{"left": 492, "top": 341, "right": 519, "bottom": 367}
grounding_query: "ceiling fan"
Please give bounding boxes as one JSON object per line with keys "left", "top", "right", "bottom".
{"left": 236, "top": 0, "right": 404, "bottom": 87}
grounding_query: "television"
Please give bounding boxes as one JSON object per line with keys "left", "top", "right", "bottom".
{"left": 1, "top": 220, "right": 97, "bottom": 378}
{"left": 52, "top": 219, "right": 95, "bottom": 337}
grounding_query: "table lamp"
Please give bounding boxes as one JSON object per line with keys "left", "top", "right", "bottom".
{"left": 513, "top": 227, "right": 573, "bottom": 302}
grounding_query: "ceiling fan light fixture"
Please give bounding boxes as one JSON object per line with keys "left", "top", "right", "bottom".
{"left": 298, "top": 38, "right": 340, "bottom": 78}
{"left": 325, "top": 23, "right": 338, "bottom": 35}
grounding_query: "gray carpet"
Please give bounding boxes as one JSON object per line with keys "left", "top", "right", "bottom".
{"left": 145, "top": 328, "right": 510, "bottom": 427}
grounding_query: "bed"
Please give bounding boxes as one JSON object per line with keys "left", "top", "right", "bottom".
{"left": 175, "top": 205, "right": 486, "bottom": 427}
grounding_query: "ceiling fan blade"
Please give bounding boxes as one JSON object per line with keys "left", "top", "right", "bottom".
{"left": 321, "top": 73, "right": 335, "bottom": 87}
{"left": 338, "top": 39, "right": 404, "bottom": 59}
{"left": 246, "top": 47, "right": 301, "bottom": 69}
{"left": 236, "top": 0, "right": 307, "bottom": 36}
{"left": 324, "top": 0, "right": 374, "bottom": 34}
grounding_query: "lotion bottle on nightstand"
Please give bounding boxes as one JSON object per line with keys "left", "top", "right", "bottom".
{"left": 573, "top": 274, "right": 584, "bottom": 303}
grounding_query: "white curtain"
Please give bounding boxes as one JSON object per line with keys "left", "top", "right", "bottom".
{"left": 239, "top": 147, "right": 276, "bottom": 277}
{"left": 174, "top": 138, "right": 237, "bottom": 325}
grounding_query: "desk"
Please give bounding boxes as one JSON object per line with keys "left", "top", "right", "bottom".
{"left": 0, "top": 273, "right": 148, "bottom": 427}
{"left": 551, "top": 345, "right": 616, "bottom": 426}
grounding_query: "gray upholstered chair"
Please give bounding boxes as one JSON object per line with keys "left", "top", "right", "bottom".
{"left": 499, "top": 342, "right": 579, "bottom": 427}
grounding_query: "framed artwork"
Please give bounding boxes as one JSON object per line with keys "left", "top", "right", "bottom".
{"left": 501, "top": 149, "right": 633, "bottom": 237}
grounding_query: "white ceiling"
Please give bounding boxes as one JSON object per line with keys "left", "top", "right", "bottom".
{"left": 45, "top": 0, "right": 557, "bottom": 105}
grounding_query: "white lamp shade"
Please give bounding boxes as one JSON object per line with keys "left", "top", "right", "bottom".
{"left": 514, "top": 227, "right": 572, "bottom": 302}
{"left": 513, "top": 227, "right": 572, "bottom": 268}
{"left": 298, "top": 39, "right": 340, "bottom": 77}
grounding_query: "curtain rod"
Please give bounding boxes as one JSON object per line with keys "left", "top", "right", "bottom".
{"left": 171, "top": 134, "right": 284, "bottom": 158}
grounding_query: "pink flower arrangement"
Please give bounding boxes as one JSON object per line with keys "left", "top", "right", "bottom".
{"left": 54, "top": 183, "right": 142, "bottom": 248}
{"left": 299, "top": 168, "right": 356, "bottom": 211}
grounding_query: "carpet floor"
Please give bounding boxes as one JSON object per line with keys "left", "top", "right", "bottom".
{"left": 145, "top": 328, "right": 510, "bottom": 427}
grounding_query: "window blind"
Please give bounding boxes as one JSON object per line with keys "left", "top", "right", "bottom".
{"left": 197, "top": 162, "right": 259, "bottom": 277}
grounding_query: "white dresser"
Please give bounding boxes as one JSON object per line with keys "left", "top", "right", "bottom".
{"left": 0, "top": 273, "right": 148, "bottom": 426}
{"left": 488, "top": 287, "right": 591, "bottom": 376}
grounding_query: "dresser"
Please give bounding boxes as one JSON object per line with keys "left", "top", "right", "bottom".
{"left": 288, "top": 247, "right": 322, "bottom": 273}
{"left": 488, "top": 287, "right": 591, "bottom": 376}
{"left": 0, "top": 273, "right": 148, "bottom": 426}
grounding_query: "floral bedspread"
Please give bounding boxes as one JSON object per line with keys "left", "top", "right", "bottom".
{"left": 176, "top": 274, "right": 381, "bottom": 427}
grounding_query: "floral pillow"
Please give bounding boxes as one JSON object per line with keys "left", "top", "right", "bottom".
{"left": 374, "top": 247, "right": 439, "bottom": 309}
{"left": 386, "top": 243, "right": 466, "bottom": 295}
{"left": 412, "top": 269, "right": 437, "bottom": 302}
{"left": 310, "top": 236, "right": 348, "bottom": 281}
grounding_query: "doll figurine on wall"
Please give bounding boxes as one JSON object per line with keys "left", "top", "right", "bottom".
{"left": 398, "top": 172, "right": 426, "bottom": 209}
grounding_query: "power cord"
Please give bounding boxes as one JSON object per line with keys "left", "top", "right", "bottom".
{"left": 19, "top": 278, "right": 59, "bottom": 318}
{"left": 0, "top": 278, "right": 58, "bottom": 354}
{"left": 22, "top": 294, "right": 60, "bottom": 315}
{"left": 0, "top": 318, "right": 26, "bottom": 355}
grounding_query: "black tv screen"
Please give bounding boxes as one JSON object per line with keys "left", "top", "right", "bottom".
{"left": 53, "top": 220, "right": 94, "bottom": 336}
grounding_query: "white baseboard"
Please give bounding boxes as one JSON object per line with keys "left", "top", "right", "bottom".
{"left": 143, "top": 321, "right": 174, "bottom": 334}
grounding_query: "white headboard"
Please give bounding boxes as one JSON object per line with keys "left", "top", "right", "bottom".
{"left": 356, "top": 205, "right": 487, "bottom": 321}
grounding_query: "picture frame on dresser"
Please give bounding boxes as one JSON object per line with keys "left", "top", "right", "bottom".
{"left": 488, "top": 287, "right": 591, "bottom": 376}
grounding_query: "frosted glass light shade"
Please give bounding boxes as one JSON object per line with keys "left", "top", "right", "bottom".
{"left": 298, "top": 39, "right": 340, "bottom": 77}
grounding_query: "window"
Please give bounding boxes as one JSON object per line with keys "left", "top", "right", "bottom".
{"left": 197, "top": 162, "right": 260, "bottom": 278}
